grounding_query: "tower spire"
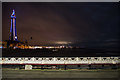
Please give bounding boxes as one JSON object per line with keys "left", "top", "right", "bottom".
{"left": 11, "top": 9, "right": 15, "bottom": 17}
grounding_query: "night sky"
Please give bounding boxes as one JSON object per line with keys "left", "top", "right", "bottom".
{"left": 2, "top": 2, "right": 120, "bottom": 47}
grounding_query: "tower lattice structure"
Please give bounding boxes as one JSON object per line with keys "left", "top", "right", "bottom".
{"left": 9, "top": 10, "right": 18, "bottom": 41}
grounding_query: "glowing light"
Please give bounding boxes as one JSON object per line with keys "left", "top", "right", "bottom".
{"left": 13, "top": 47, "right": 18, "bottom": 49}
{"left": 56, "top": 41, "right": 71, "bottom": 44}
{"left": 34, "top": 46, "right": 42, "bottom": 49}
{"left": 15, "top": 36, "right": 17, "bottom": 39}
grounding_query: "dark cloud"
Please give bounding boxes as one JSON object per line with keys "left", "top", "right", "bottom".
{"left": 2, "top": 2, "right": 120, "bottom": 47}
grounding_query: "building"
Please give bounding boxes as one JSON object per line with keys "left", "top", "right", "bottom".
{"left": 9, "top": 10, "right": 18, "bottom": 41}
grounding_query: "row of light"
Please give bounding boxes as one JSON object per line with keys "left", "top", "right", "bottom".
{"left": 28, "top": 46, "right": 73, "bottom": 49}
{"left": 0, "top": 45, "right": 74, "bottom": 49}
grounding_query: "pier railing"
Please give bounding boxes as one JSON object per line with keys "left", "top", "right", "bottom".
{"left": 1, "top": 57, "right": 120, "bottom": 65}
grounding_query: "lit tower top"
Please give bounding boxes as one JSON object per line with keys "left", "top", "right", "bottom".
{"left": 10, "top": 10, "right": 18, "bottom": 41}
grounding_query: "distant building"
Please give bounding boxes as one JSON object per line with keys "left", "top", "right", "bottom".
{"left": 0, "top": 41, "right": 7, "bottom": 48}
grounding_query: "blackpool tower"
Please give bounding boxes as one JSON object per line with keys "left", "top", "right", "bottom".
{"left": 9, "top": 10, "right": 18, "bottom": 41}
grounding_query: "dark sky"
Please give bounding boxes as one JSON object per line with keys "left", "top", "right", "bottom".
{"left": 2, "top": 2, "right": 120, "bottom": 47}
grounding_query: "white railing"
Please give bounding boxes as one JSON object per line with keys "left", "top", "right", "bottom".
{"left": 0, "top": 57, "right": 120, "bottom": 65}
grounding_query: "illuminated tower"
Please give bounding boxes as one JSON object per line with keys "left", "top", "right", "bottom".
{"left": 10, "top": 10, "right": 18, "bottom": 41}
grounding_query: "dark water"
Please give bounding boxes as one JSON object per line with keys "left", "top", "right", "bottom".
{"left": 2, "top": 48, "right": 120, "bottom": 57}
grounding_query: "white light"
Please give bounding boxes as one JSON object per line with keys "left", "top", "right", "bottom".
{"left": 15, "top": 36, "right": 17, "bottom": 39}
{"left": 0, "top": 46, "right": 2, "bottom": 48}
{"left": 56, "top": 41, "right": 71, "bottom": 44}
{"left": 34, "top": 46, "right": 42, "bottom": 49}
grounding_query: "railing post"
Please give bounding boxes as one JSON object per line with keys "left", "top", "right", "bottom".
{"left": 102, "top": 64, "right": 104, "bottom": 69}
{"left": 64, "top": 65, "right": 67, "bottom": 70}
{"left": 41, "top": 65, "right": 44, "bottom": 70}
{"left": 88, "top": 64, "right": 91, "bottom": 69}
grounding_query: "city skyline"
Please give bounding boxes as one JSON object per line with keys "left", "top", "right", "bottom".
{"left": 2, "top": 2, "right": 119, "bottom": 47}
